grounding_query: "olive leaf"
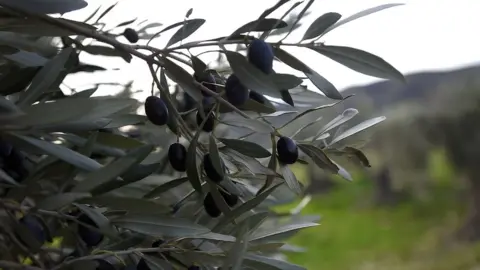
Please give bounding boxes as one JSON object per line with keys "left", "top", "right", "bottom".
{"left": 321, "top": 3, "right": 405, "bottom": 37}
{"left": 219, "top": 138, "right": 271, "bottom": 158}
{"left": 225, "top": 51, "right": 283, "bottom": 99}
{"left": 311, "top": 45, "right": 405, "bottom": 82}
{"left": 274, "top": 48, "right": 342, "bottom": 99}
{"left": 328, "top": 116, "right": 386, "bottom": 146}
{"left": 167, "top": 19, "right": 206, "bottom": 47}
{"left": 231, "top": 18, "right": 288, "bottom": 36}
{"left": 302, "top": 12, "right": 341, "bottom": 40}
{"left": 72, "top": 144, "right": 153, "bottom": 192}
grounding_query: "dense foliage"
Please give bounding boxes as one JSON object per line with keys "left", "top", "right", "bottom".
{"left": 0, "top": 1, "right": 404, "bottom": 269}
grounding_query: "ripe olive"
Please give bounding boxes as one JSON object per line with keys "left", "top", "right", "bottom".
{"left": 194, "top": 71, "right": 217, "bottom": 96}
{"left": 19, "top": 214, "right": 47, "bottom": 243}
{"left": 145, "top": 96, "right": 169, "bottom": 126}
{"left": 203, "top": 153, "right": 224, "bottom": 183}
{"left": 276, "top": 136, "right": 299, "bottom": 164}
{"left": 123, "top": 28, "right": 139, "bottom": 44}
{"left": 225, "top": 74, "right": 249, "bottom": 107}
{"left": 196, "top": 110, "right": 216, "bottom": 132}
{"left": 220, "top": 189, "right": 238, "bottom": 207}
{"left": 247, "top": 39, "right": 274, "bottom": 74}
{"left": 78, "top": 214, "right": 104, "bottom": 247}
{"left": 168, "top": 143, "right": 187, "bottom": 172}
{"left": 203, "top": 192, "right": 221, "bottom": 218}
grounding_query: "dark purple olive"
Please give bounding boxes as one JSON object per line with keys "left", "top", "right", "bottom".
{"left": 276, "top": 136, "right": 298, "bottom": 164}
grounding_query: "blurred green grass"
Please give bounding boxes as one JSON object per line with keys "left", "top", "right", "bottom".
{"left": 278, "top": 150, "right": 480, "bottom": 270}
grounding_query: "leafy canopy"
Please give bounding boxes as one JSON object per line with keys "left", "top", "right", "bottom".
{"left": 0, "top": 1, "right": 403, "bottom": 270}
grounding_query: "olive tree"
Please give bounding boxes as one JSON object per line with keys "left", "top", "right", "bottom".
{"left": 0, "top": 1, "right": 404, "bottom": 269}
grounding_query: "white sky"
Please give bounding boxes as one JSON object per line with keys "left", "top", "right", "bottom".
{"left": 62, "top": 0, "right": 480, "bottom": 102}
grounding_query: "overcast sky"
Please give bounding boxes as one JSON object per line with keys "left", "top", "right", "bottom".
{"left": 62, "top": 0, "right": 480, "bottom": 102}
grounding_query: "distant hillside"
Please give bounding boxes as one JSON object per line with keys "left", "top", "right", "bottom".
{"left": 336, "top": 65, "right": 480, "bottom": 119}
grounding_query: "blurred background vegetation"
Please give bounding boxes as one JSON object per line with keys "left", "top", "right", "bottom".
{"left": 275, "top": 65, "right": 480, "bottom": 269}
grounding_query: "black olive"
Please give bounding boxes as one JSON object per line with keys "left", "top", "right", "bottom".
{"left": 145, "top": 96, "right": 169, "bottom": 126}
{"left": 225, "top": 74, "right": 249, "bottom": 107}
{"left": 203, "top": 153, "right": 224, "bottom": 183}
{"left": 78, "top": 214, "right": 104, "bottom": 247}
{"left": 168, "top": 143, "right": 187, "bottom": 172}
{"left": 196, "top": 110, "right": 216, "bottom": 132}
{"left": 123, "top": 28, "right": 139, "bottom": 43}
{"left": 276, "top": 136, "right": 299, "bottom": 164}
{"left": 203, "top": 192, "right": 221, "bottom": 218}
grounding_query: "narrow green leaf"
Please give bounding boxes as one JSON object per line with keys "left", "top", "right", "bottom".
{"left": 282, "top": 0, "right": 315, "bottom": 40}
{"left": 271, "top": 73, "right": 303, "bottom": 90}
{"left": 80, "top": 45, "right": 132, "bottom": 63}
{"left": 79, "top": 196, "right": 171, "bottom": 214}
{"left": 222, "top": 118, "right": 274, "bottom": 134}
{"left": 115, "top": 18, "right": 137, "bottom": 27}
{"left": 18, "top": 47, "right": 74, "bottom": 107}
{"left": 214, "top": 182, "right": 283, "bottom": 230}
{"left": 258, "top": 0, "right": 291, "bottom": 20}
{"left": 244, "top": 254, "right": 306, "bottom": 270}
{"left": 162, "top": 57, "right": 202, "bottom": 101}
{"left": 11, "top": 134, "right": 102, "bottom": 171}
{"left": 96, "top": 2, "right": 118, "bottom": 23}
{"left": 312, "top": 45, "right": 405, "bottom": 82}
{"left": 305, "top": 71, "right": 342, "bottom": 100}
{"left": 280, "top": 99, "right": 345, "bottom": 130}
{"left": 167, "top": 19, "right": 205, "bottom": 47}
{"left": 231, "top": 18, "right": 288, "bottom": 36}
{"left": 302, "top": 12, "right": 341, "bottom": 40}
{"left": 313, "top": 108, "right": 358, "bottom": 140}
{"left": 225, "top": 51, "right": 282, "bottom": 98}
{"left": 329, "top": 116, "right": 386, "bottom": 146}
{"left": 343, "top": 146, "right": 371, "bottom": 167}
{"left": 186, "top": 120, "right": 206, "bottom": 194}
{"left": 112, "top": 214, "right": 210, "bottom": 237}
{"left": 274, "top": 48, "right": 342, "bottom": 99}
{"left": 0, "top": 18, "right": 96, "bottom": 36}
{"left": 208, "top": 135, "right": 224, "bottom": 180}
{"left": 91, "top": 162, "right": 162, "bottom": 196}
{"left": 71, "top": 87, "right": 98, "bottom": 98}
{"left": 73, "top": 203, "right": 117, "bottom": 238}
{"left": 298, "top": 143, "right": 338, "bottom": 173}
{"left": 250, "top": 219, "right": 318, "bottom": 242}
{"left": 279, "top": 164, "right": 301, "bottom": 195}
{"left": 257, "top": 136, "right": 278, "bottom": 195}
{"left": 219, "top": 138, "right": 271, "bottom": 158}
{"left": 36, "top": 193, "right": 91, "bottom": 211}
{"left": 72, "top": 144, "right": 153, "bottom": 192}
{"left": 321, "top": 3, "right": 405, "bottom": 37}
{"left": 143, "top": 177, "right": 189, "bottom": 199}
{"left": 223, "top": 221, "right": 249, "bottom": 270}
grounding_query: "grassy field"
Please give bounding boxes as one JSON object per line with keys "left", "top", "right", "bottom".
{"left": 281, "top": 151, "right": 480, "bottom": 270}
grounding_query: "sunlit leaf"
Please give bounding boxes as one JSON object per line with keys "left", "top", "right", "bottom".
{"left": 302, "top": 12, "right": 341, "bottom": 40}
{"left": 311, "top": 45, "right": 405, "bottom": 82}
{"left": 219, "top": 138, "right": 271, "bottom": 158}
{"left": 167, "top": 19, "right": 205, "bottom": 47}
{"left": 231, "top": 18, "right": 288, "bottom": 36}
{"left": 321, "top": 3, "right": 405, "bottom": 37}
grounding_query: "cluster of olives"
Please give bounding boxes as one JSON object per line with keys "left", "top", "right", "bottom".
{"left": 224, "top": 39, "right": 275, "bottom": 107}
{"left": 0, "top": 140, "right": 28, "bottom": 183}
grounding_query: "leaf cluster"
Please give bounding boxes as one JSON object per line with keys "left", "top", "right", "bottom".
{"left": 0, "top": 1, "right": 404, "bottom": 269}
